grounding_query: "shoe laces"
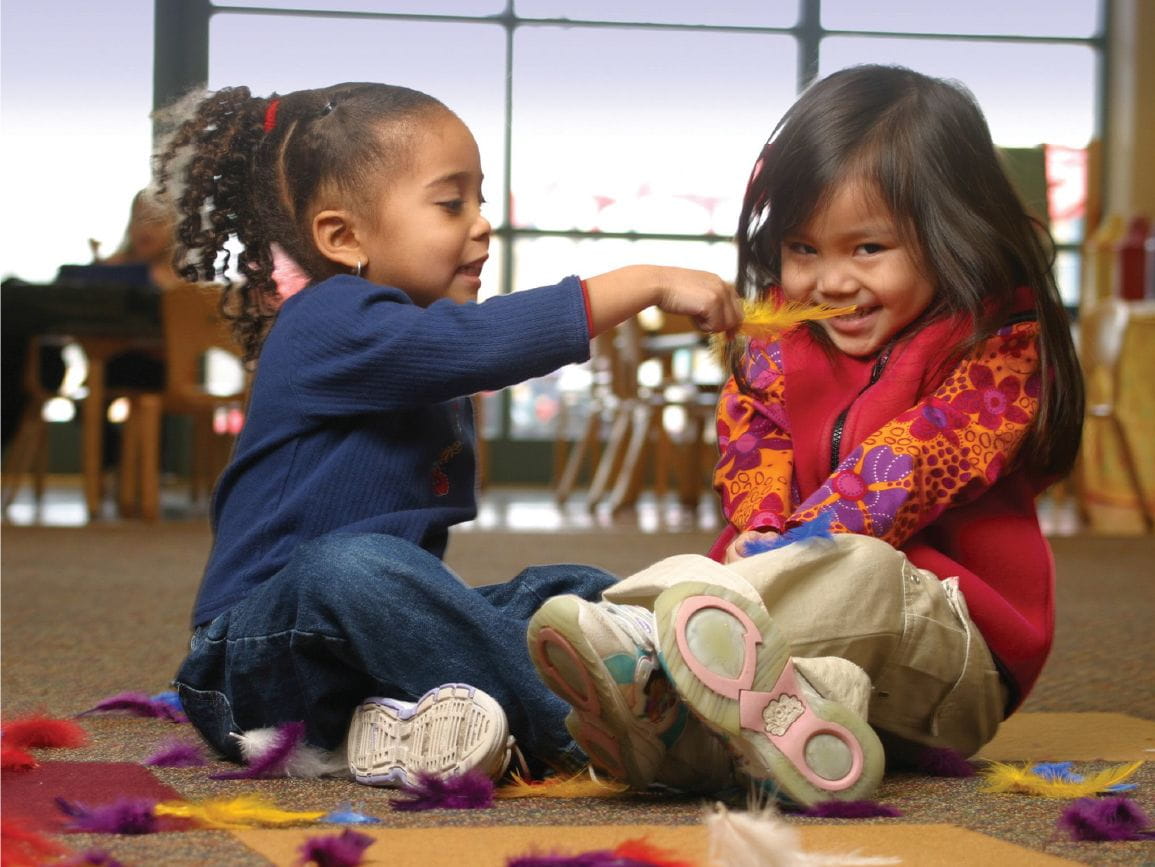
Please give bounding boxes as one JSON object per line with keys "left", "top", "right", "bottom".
{"left": 597, "top": 601, "right": 657, "bottom": 654}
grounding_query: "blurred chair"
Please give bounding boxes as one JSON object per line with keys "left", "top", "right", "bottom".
{"left": 1, "top": 337, "right": 70, "bottom": 513}
{"left": 553, "top": 311, "right": 720, "bottom": 514}
{"left": 1076, "top": 298, "right": 1155, "bottom": 533}
{"left": 118, "top": 283, "right": 247, "bottom": 521}
{"left": 552, "top": 326, "right": 638, "bottom": 506}
{"left": 600, "top": 312, "right": 720, "bottom": 514}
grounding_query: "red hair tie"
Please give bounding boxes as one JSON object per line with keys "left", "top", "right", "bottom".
{"left": 263, "top": 98, "right": 281, "bottom": 133}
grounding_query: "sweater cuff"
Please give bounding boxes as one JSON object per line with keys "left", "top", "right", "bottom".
{"left": 579, "top": 279, "right": 594, "bottom": 337}
{"left": 747, "top": 511, "right": 786, "bottom": 533}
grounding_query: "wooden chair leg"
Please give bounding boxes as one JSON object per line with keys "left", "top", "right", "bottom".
{"left": 136, "top": 394, "right": 163, "bottom": 522}
{"left": 1, "top": 404, "right": 46, "bottom": 511}
{"left": 555, "top": 408, "right": 601, "bottom": 504}
{"left": 608, "top": 402, "right": 658, "bottom": 514}
{"left": 587, "top": 401, "right": 635, "bottom": 507}
{"left": 118, "top": 411, "right": 141, "bottom": 518}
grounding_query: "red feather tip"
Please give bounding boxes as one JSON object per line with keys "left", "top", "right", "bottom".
{"left": 2, "top": 712, "right": 88, "bottom": 749}
{"left": 1, "top": 817, "right": 68, "bottom": 865}
{"left": 614, "top": 838, "right": 696, "bottom": 867}
{"left": 1, "top": 742, "right": 38, "bottom": 771}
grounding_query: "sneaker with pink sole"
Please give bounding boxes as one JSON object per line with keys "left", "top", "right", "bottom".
{"left": 527, "top": 594, "right": 733, "bottom": 793}
{"left": 652, "top": 580, "right": 884, "bottom": 806}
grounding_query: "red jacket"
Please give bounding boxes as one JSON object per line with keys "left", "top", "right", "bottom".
{"left": 711, "top": 302, "right": 1052, "bottom": 710}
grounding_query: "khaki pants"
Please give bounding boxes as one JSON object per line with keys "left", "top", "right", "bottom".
{"left": 604, "top": 534, "right": 1007, "bottom": 758}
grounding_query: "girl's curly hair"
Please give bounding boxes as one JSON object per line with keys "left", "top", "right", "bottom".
{"left": 153, "top": 82, "right": 447, "bottom": 363}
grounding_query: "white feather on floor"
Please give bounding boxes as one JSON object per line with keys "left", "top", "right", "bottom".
{"left": 233, "top": 727, "right": 351, "bottom": 779}
{"left": 704, "top": 802, "right": 900, "bottom": 866}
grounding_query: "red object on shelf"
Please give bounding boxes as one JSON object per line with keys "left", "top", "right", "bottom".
{"left": 1115, "top": 215, "right": 1150, "bottom": 300}
{"left": 1144, "top": 221, "right": 1155, "bottom": 300}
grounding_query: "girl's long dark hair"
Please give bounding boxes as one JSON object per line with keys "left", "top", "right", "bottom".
{"left": 735, "top": 64, "right": 1083, "bottom": 480}
{"left": 154, "top": 82, "right": 446, "bottom": 363}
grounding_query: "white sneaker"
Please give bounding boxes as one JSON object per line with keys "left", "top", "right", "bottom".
{"left": 346, "top": 683, "right": 513, "bottom": 787}
{"left": 527, "top": 595, "right": 732, "bottom": 792}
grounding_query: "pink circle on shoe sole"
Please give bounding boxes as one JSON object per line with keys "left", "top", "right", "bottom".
{"left": 672, "top": 594, "right": 865, "bottom": 792}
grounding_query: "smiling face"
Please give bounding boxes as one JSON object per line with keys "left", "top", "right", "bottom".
{"left": 779, "top": 178, "right": 935, "bottom": 358}
{"left": 360, "top": 110, "right": 491, "bottom": 306}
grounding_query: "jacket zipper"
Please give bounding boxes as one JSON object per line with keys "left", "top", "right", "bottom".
{"left": 829, "top": 346, "right": 893, "bottom": 473}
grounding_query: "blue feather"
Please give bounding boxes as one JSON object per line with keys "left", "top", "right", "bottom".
{"left": 745, "top": 512, "right": 834, "bottom": 555}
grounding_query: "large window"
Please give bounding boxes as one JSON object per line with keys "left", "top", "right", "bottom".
{"left": 155, "top": 0, "right": 1104, "bottom": 480}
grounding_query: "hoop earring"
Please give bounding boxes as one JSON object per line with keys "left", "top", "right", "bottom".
{"left": 353, "top": 260, "right": 364, "bottom": 278}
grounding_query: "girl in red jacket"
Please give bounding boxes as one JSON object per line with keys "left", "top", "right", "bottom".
{"left": 528, "top": 64, "right": 1083, "bottom": 806}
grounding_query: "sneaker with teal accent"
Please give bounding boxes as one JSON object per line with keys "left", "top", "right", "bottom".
{"left": 527, "top": 595, "right": 732, "bottom": 792}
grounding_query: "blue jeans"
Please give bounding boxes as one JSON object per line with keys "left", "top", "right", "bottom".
{"left": 173, "top": 532, "right": 617, "bottom": 768}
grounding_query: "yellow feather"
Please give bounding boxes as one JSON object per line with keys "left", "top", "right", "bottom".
{"left": 979, "top": 761, "right": 1144, "bottom": 798}
{"left": 155, "top": 794, "right": 328, "bottom": 829}
{"left": 710, "top": 299, "right": 858, "bottom": 363}
{"left": 495, "top": 767, "right": 629, "bottom": 799}
{"left": 737, "top": 298, "right": 859, "bottom": 340}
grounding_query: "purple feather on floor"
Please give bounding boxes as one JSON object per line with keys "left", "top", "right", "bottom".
{"left": 916, "top": 746, "right": 977, "bottom": 777}
{"left": 143, "top": 738, "right": 207, "bottom": 767}
{"left": 77, "top": 692, "right": 187, "bottom": 724}
{"left": 799, "top": 800, "right": 902, "bottom": 818}
{"left": 390, "top": 770, "right": 494, "bottom": 811}
{"left": 507, "top": 854, "right": 655, "bottom": 867}
{"left": 211, "top": 720, "right": 306, "bottom": 779}
{"left": 56, "top": 850, "right": 127, "bottom": 866}
{"left": 1058, "top": 797, "right": 1155, "bottom": 841}
{"left": 298, "top": 828, "right": 375, "bottom": 866}
{"left": 54, "top": 797, "right": 159, "bottom": 834}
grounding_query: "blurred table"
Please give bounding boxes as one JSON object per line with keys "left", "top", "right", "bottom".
{"left": 2, "top": 278, "right": 163, "bottom": 517}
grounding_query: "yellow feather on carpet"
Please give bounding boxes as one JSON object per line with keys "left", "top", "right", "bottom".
{"left": 979, "top": 761, "right": 1144, "bottom": 798}
{"left": 154, "top": 794, "right": 328, "bottom": 829}
{"left": 495, "top": 768, "right": 630, "bottom": 799}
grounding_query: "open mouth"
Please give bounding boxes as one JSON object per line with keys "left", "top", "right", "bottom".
{"left": 457, "top": 258, "right": 487, "bottom": 278}
{"left": 832, "top": 305, "right": 878, "bottom": 321}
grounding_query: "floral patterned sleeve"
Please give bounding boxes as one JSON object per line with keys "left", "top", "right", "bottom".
{"left": 789, "top": 321, "right": 1041, "bottom": 547}
{"left": 713, "top": 340, "right": 796, "bottom": 533}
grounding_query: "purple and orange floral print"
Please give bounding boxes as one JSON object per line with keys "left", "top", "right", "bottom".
{"left": 715, "top": 322, "right": 1040, "bottom": 548}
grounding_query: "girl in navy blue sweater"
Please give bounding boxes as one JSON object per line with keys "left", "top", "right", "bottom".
{"left": 155, "top": 81, "right": 741, "bottom": 787}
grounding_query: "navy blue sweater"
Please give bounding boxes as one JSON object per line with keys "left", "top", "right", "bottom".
{"left": 191, "top": 274, "right": 591, "bottom": 626}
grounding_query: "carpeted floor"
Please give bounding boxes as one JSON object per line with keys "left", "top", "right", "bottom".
{"left": 2, "top": 521, "right": 1153, "bottom": 865}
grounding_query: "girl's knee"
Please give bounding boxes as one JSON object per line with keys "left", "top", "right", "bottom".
{"left": 291, "top": 533, "right": 443, "bottom": 606}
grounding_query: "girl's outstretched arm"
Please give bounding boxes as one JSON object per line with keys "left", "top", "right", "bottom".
{"left": 583, "top": 265, "right": 742, "bottom": 337}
